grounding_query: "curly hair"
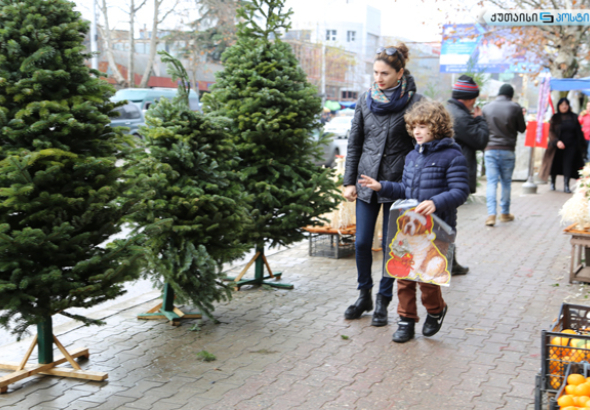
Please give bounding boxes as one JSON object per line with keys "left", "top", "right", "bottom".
{"left": 404, "top": 100, "right": 454, "bottom": 140}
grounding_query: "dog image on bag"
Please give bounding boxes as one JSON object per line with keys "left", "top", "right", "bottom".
{"left": 389, "top": 209, "right": 450, "bottom": 285}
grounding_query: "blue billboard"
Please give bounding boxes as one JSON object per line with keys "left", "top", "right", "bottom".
{"left": 440, "top": 24, "right": 542, "bottom": 74}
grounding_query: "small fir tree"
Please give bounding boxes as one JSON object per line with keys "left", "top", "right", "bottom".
{"left": 0, "top": 0, "right": 145, "bottom": 343}
{"left": 204, "top": 0, "right": 340, "bottom": 262}
{"left": 128, "top": 51, "right": 251, "bottom": 319}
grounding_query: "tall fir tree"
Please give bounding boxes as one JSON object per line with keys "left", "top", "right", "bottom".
{"left": 0, "top": 0, "right": 145, "bottom": 343}
{"left": 128, "top": 51, "right": 251, "bottom": 320}
{"left": 203, "top": 0, "right": 340, "bottom": 261}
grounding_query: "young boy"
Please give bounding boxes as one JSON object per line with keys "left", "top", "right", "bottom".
{"left": 359, "top": 100, "right": 470, "bottom": 343}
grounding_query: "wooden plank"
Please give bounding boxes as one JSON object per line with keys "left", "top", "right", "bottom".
{"left": 234, "top": 252, "right": 260, "bottom": 282}
{"left": 0, "top": 347, "right": 88, "bottom": 372}
{"left": 303, "top": 225, "right": 356, "bottom": 235}
{"left": 0, "top": 362, "right": 57, "bottom": 388}
{"left": 181, "top": 314, "right": 202, "bottom": 319}
{"left": 42, "top": 367, "right": 107, "bottom": 381}
{"left": 53, "top": 336, "right": 81, "bottom": 371}
{"left": 0, "top": 362, "right": 106, "bottom": 381}
{"left": 137, "top": 314, "right": 167, "bottom": 320}
{"left": 564, "top": 223, "right": 590, "bottom": 236}
{"left": 145, "top": 302, "right": 163, "bottom": 314}
{"left": 261, "top": 254, "right": 275, "bottom": 279}
{"left": 17, "top": 336, "right": 37, "bottom": 371}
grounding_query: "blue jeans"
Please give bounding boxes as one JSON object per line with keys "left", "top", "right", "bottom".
{"left": 355, "top": 197, "right": 394, "bottom": 298}
{"left": 484, "top": 150, "right": 516, "bottom": 216}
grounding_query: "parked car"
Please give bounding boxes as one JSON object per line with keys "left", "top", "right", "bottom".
{"left": 313, "top": 129, "right": 342, "bottom": 168}
{"left": 324, "top": 116, "right": 353, "bottom": 139}
{"left": 112, "top": 87, "right": 201, "bottom": 114}
{"left": 109, "top": 102, "right": 144, "bottom": 138}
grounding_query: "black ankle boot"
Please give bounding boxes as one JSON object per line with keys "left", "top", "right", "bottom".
{"left": 423, "top": 305, "right": 448, "bottom": 337}
{"left": 344, "top": 289, "right": 373, "bottom": 320}
{"left": 550, "top": 176, "right": 556, "bottom": 191}
{"left": 451, "top": 251, "right": 469, "bottom": 276}
{"left": 392, "top": 317, "right": 415, "bottom": 343}
{"left": 565, "top": 177, "right": 571, "bottom": 193}
{"left": 371, "top": 294, "right": 391, "bottom": 327}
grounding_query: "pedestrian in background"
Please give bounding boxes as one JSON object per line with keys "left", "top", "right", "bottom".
{"left": 358, "top": 100, "right": 469, "bottom": 343}
{"left": 481, "top": 84, "right": 526, "bottom": 227}
{"left": 343, "top": 43, "right": 423, "bottom": 327}
{"left": 540, "top": 97, "right": 586, "bottom": 193}
{"left": 445, "top": 75, "right": 489, "bottom": 274}
{"left": 578, "top": 101, "right": 590, "bottom": 160}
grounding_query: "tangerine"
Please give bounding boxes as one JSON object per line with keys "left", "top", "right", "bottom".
{"left": 569, "top": 374, "right": 586, "bottom": 385}
{"left": 577, "top": 395, "right": 590, "bottom": 406}
{"left": 575, "top": 383, "right": 590, "bottom": 397}
{"left": 558, "top": 394, "right": 575, "bottom": 407}
{"left": 566, "top": 384, "right": 577, "bottom": 395}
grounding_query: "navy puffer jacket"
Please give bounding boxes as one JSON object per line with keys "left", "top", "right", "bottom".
{"left": 376, "top": 138, "right": 470, "bottom": 230}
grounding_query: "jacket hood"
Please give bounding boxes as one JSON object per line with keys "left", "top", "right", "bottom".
{"left": 415, "top": 137, "right": 462, "bottom": 155}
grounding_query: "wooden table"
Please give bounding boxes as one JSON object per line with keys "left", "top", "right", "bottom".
{"left": 564, "top": 223, "right": 590, "bottom": 284}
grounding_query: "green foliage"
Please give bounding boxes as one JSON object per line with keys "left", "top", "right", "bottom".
{"left": 0, "top": 0, "right": 145, "bottom": 338}
{"left": 196, "top": 350, "right": 216, "bottom": 362}
{"left": 203, "top": 0, "right": 340, "bottom": 249}
{"left": 126, "top": 53, "right": 250, "bottom": 319}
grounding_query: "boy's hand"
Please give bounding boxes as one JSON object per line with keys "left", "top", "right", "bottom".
{"left": 415, "top": 200, "right": 436, "bottom": 215}
{"left": 343, "top": 185, "right": 357, "bottom": 202}
{"left": 358, "top": 175, "right": 382, "bottom": 192}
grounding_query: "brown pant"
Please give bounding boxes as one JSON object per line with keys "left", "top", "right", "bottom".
{"left": 397, "top": 279, "right": 445, "bottom": 321}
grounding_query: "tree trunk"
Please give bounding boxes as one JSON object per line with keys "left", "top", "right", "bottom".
{"left": 128, "top": 0, "right": 135, "bottom": 87}
{"left": 99, "top": 0, "right": 126, "bottom": 86}
{"left": 139, "top": 0, "right": 160, "bottom": 88}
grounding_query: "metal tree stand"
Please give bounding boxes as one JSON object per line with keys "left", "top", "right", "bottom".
{"left": 0, "top": 316, "right": 107, "bottom": 394}
{"left": 138, "top": 283, "right": 202, "bottom": 326}
{"left": 224, "top": 247, "right": 293, "bottom": 290}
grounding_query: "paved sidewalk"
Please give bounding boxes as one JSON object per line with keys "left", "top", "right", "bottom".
{"left": 0, "top": 180, "right": 587, "bottom": 410}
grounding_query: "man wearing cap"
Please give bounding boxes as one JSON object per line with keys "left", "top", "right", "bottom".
{"left": 446, "top": 75, "right": 489, "bottom": 275}
{"left": 481, "top": 84, "right": 526, "bottom": 227}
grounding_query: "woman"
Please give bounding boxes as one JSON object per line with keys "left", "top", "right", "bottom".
{"left": 342, "top": 43, "right": 423, "bottom": 327}
{"left": 540, "top": 98, "right": 586, "bottom": 193}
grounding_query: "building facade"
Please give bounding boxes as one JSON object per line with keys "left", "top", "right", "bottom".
{"left": 284, "top": 0, "right": 381, "bottom": 101}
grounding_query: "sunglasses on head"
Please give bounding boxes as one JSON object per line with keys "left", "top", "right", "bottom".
{"left": 376, "top": 47, "right": 397, "bottom": 56}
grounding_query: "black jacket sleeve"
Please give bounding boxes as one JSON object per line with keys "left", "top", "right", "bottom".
{"left": 454, "top": 115, "right": 490, "bottom": 151}
{"left": 343, "top": 95, "right": 365, "bottom": 186}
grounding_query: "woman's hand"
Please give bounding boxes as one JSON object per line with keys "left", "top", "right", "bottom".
{"left": 557, "top": 141, "right": 566, "bottom": 149}
{"left": 415, "top": 200, "right": 436, "bottom": 216}
{"left": 343, "top": 185, "right": 358, "bottom": 202}
{"left": 358, "top": 175, "right": 382, "bottom": 192}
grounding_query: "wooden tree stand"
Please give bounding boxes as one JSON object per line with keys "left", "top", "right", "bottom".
{"left": 137, "top": 283, "right": 202, "bottom": 326}
{"left": 0, "top": 316, "right": 107, "bottom": 394}
{"left": 225, "top": 248, "right": 293, "bottom": 291}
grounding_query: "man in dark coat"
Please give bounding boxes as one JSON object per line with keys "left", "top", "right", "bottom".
{"left": 446, "top": 75, "right": 490, "bottom": 194}
{"left": 445, "top": 75, "right": 489, "bottom": 276}
{"left": 482, "top": 84, "right": 526, "bottom": 227}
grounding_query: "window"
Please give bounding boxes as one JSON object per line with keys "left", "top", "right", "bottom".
{"left": 126, "top": 103, "right": 141, "bottom": 119}
{"left": 326, "top": 30, "right": 337, "bottom": 41}
{"left": 341, "top": 91, "right": 358, "bottom": 100}
{"left": 347, "top": 31, "right": 356, "bottom": 42}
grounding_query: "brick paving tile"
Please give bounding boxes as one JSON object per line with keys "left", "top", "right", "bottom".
{"left": 1, "top": 181, "right": 587, "bottom": 409}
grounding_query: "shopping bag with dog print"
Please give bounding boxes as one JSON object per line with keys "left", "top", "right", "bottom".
{"left": 383, "top": 199, "right": 455, "bottom": 287}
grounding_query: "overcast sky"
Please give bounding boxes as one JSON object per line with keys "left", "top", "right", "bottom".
{"left": 73, "top": 0, "right": 479, "bottom": 43}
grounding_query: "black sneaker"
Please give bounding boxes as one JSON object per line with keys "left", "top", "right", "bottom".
{"left": 422, "top": 305, "right": 448, "bottom": 337}
{"left": 392, "top": 318, "right": 415, "bottom": 343}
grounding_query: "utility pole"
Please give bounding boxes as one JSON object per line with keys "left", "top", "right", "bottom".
{"left": 91, "top": 0, "right": 98, "bottom": 70}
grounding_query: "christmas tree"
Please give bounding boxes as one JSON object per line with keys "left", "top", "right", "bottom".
{"left": 128, "top": 51, "right": 251, "bottom": 321}
{"left": 0, "top": 0, "right": 145, "bottom": 348}
{"left": 203, "top": 0, "right": 340, "bottom": 288}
